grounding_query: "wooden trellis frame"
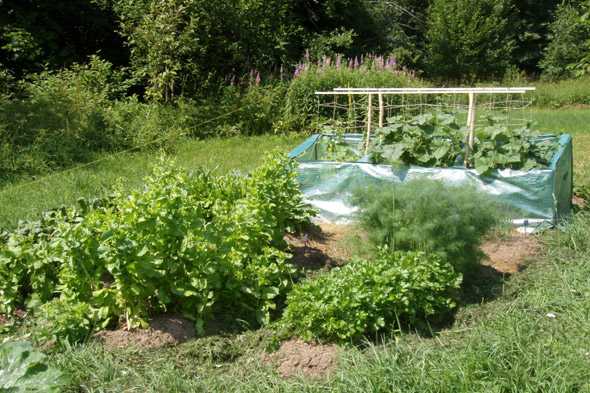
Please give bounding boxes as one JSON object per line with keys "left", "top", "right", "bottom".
{"left": 315, "top": 87, "right": 536, "bottom": 166}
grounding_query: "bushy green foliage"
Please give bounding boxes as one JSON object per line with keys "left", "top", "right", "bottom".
{"left": 352, "top": 180, "right": 501, "bottom": 274}
{"left": 370, "top": 112, "right": 464, "bottom": 167}
{"left": 0, "top": 341, "right": 65, "bottom": 392}
{"left": 366, "top": 111, "right": 559, "bottom": 174}
{"left": 284, "top": 63, "right": 420, "bottom": 131}
{"left": 472, "top": 120, "right": 559, "bottom": 174}
{"left": 282, "top": 249, "right": 461, "bottom": 342}
{"left": 0, "top": 155, "right": 314, "bottom": 340}
{"left": 115, "top": 0, "right": 302, "bottom": 100}
{"left": 425, "top": 0, "right": 516, "bottom": 81}
{"left": 0, "top": 58, "right": 179, "bottom": 181}
{"left": 34, "top": 300, "right": 97, "bottom": 349}
{"left": 541, "top": 2, "right": 590, "bottom": 80}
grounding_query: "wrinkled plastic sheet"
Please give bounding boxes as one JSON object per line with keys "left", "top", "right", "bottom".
{"left": 289, "top": 133, "right": 573, "bottom": 232}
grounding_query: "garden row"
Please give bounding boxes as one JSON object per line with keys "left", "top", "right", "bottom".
{"left": 1, "top": 154, "right": 504, "bottom": 347}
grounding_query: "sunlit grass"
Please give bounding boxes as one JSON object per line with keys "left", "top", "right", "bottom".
{"left": 0, "top": 134, "right": 305, "bottom": 229}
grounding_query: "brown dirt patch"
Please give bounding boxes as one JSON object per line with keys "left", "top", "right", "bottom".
{"left": 481, "top": 232, "right": 541, "bottom": 273}
{"left": 286, "top": 223, "right": 356, "bottom": 271}
{"left": 0, "top": 314, "right": 7, "bottom": 325}
{"left": 95, "top": 314, "right": 195, "bottom": 350}
{"left": 264, "top": 339, "right": 338, "bottom": 379}
{"left": 573, "top": 195, "right": 586, "bottom": 210}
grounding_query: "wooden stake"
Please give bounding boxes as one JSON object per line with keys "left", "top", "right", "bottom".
{"left": 366, "top": 93, "right": 373, "bottom": 153}
{"left": 378, "top": 92, "right": 384, "bottom": 128}
{"left": 464, "top": 92, "right": 477, "bottom": 167}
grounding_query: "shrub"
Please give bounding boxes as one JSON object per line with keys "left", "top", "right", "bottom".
{"left": 0, "top": 154, "right": 314, "bottom": 340}
{"left": 425, "top": 0, "right": 516, "bottom": 81}
{"left": 540, "top": 2, "right": 590, "bottom": 80}
{"left": 352, "top": 180, "right": 502, "bottom": 274}
{"left": 0, "top": 57, "right": 179, "bottom": 181}
{"left": 283, "top": 60, "right": 421, "bottom": 132}
{"left": 281, "top": 249, "right": 462, "bottom": 342}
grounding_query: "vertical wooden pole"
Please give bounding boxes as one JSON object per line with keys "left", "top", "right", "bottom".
{"left": 464, "top": 92, "right": 477, "bottom": 167}
{"left": 333, "top": 94, "right": 337, "bottom": 120}
{"left": 378, "top": 92, "right": 384, "bottom": 128}
{"left": 366, "top": 93, "right": 373, "bottom": 153}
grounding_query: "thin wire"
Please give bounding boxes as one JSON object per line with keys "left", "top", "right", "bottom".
{"left": 0, "top": 106, "right": 248, "bottom": 196}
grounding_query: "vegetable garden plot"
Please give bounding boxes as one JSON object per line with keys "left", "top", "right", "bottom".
{"left": 290, "top": 88, "right": 573, "bottom": 231}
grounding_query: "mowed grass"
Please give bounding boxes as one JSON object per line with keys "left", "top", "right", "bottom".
{"left": 0, "top": 133, "right": 305, "bottom": 229}
{"left": 534, "top": 108, "right": 590, "bottom": 185}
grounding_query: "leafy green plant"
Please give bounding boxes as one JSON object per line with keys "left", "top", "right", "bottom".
{"left": 370, "top": 111, "right": 464, "bottom": 167}
{"left": 352, "top": 180, "right": 502, "bottom": 274}
{"left": 471, "top": 119, "right": 560, "bottom": 175}
{"left": 0, "top": 341, "right": 65, "bottom": 392}
{"left": 282, "top": 249, "right": 461, "bottom": 342}
{"left": 33, "top": 300, "right": 97, "bottom": 349}
{"left": 0, "top": 154, "right": 314, "bottom": 341}
{"left": 425, "top": 0, "right": 516, "bottom": 81}
{"left": 364, "top": 112, "right": 559, "bottom": 175}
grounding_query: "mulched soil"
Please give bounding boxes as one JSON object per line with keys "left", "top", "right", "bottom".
{"left": 263, "top": 338, "right": 339, "bottom": 379}
{"left": 95, "top": 314, "right": 195, "bottom": 350}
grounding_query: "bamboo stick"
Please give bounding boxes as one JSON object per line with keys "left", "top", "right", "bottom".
{"left": 366, "top": 93, "right": 373, "bottom": 154}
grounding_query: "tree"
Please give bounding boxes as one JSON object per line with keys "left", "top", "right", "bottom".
{"left": 0, "top": 0, "right": 126, "bottom": 78}
{"left": 425, "top": 0, "right": 516, "bottom": 81}
{"left": 540, "top": 1, "right": 590, "bottom": 79}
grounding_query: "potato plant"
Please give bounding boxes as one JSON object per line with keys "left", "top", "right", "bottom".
{"left": 0, "top": 154, "right": 315, "bottom": 339}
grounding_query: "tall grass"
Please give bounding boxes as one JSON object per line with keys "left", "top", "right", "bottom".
{"left": 532, "top": 76, "right": 590, "bottom": 108}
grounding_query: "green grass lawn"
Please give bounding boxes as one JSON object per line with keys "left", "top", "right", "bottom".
{"left": 2, "top": 109, "right": 590, "bottom": 392}
{"left": 0, "top": 133, "right": 305, "bottom": 229}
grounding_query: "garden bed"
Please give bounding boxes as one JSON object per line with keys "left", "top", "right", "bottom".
{"left": 289, "top": 132, "right": 573, "bottom": 231}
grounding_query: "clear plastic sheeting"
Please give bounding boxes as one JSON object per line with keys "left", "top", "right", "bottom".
{"left": 289, "top": 133, "right": 573, "bottom": 231}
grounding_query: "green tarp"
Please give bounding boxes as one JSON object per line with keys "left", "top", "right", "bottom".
{"left": 289, "top": 133, "right": 573, "bottom": 232}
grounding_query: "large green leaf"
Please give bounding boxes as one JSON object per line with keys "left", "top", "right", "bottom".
{"left": 0, "top": 341, "right": 65, "bottom": 393}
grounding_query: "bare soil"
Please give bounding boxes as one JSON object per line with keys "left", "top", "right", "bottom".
{"left": 286, "top": 223, "right": 356, "bottom": 271}
{"left": 95, "top": 314, "right": 195, "bottom": 350}
{"left": 264, "top": 339, "right": 339, "bottom": 379}
{"left": 0, "top": 314, "right": 7, "bottom": 325}
{"left": 481, "top": 232, "right": 541, "bottom": 273}
{"left": 573, "top": 195, "right": 586, "bottom": 210}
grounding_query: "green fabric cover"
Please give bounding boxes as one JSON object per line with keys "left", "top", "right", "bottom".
{"left": 289, "top": 133, "right": 573, "bottom": 229}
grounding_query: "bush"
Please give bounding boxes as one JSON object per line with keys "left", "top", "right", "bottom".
{"left": 0, "top": 154, "right": 314, "bottom": 339}
{"left": 282, "top": 249, "right": 462, "bottom": 342}
{"left": 540, "top": 3, "right": 590, "bottom": 80}
{"left": 425, "top": 0, "right": 515, "bottom": 81}
{"left": 0, "top": 57, "right": 179, "bottom": 181}
{"left": 283, "top": 60, "right": 421, "bottom": 132}
{"left": 352, "top": 180, "right": 501, "bottom": 274}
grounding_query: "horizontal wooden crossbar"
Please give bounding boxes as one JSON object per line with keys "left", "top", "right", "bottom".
{"left": 316, "top": 87, "right": 536, "bottom": 95}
